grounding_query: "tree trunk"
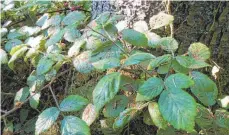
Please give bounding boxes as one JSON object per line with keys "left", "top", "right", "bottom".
{"left": 91, "top": 1, "right": 229, "bottom": 134}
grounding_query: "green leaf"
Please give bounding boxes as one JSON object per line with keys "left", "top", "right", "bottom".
{"left": 5, "top": 39, "right": 23, "bottom": 52}
{"left": 188, "top": 42, "right": 210, "bottom": 61}
{"left": 45, "top": 29, "right": 65, "bottom": 47}
{"left": 113, "top": 108, "right": 139, "bottom": 130}
{"left": 61, "top": 116, "right": 91, "bottom": 135}
{"left": 103, "top": 95, "right": 128, "bottom": 118}
{"left": 36, "top": 56, "right": 55, "bottom": 75}
{"left": 159, "top": 37, "right": 178, "bottom": 52}
{"left": 60, "top": 95, "right": 89, "bottom": 112}
{"left": 171, "top": 59, "right": 189, "bottom": 74}
{"left": 176, "top": 56, "right": 210, "bottom": 69}
{"left": 147, "top": 54, "right": 172, "bottom": 70}
{"left": 104, "top": 23, "right": 118, "bottom": 39}
{"left": 92, "top": 58, "right": 120, "bottom": 70}
{"left": 82, "top": 103, "right": 98, "bottom": 126}
{"left": 62, "top": 11, "right": 86, "bottom": 26}
{"left": 157, "top": 63, "right": 170, "bottom": 74}
{"left": 49, "top": 15, "right": 61, "bottom": 26}
{"left": 157, "top": 126, "right": 176, "bottom": 135}
{"left": 159, "top": 88, "right": 197, "bottom": 132}
{"left": 7, "top": 31, "right": 23, "bottom": 39}
{"left": 124, "top": 52, "right": 155, "bottom": 66}
{"left": 95, "top": 12, "right": 111, "bottom": 25}
{"left": 93, "top": 72, "right": 121, "bottom": 112}
{"left": 14, "top": 87, "right": 30, "bottom": 106}
{"left": 165, "top": 73, "right": 194, "bottom": 89}
{"left": 10, "top": 44, "right": 27, "bottom": 55}
{"left": 149, "top": 12, "right": 174, "bottom": 29}
{"left": 35, "top": 107, "right": 60, "bottom": 135}
{"left": 190, "top": 71, "right": 218, "bottom": 106}
{"left": 215, "top": 109, "right": 229, "bottom": 129}
{"left": 0, "top": 48, "right": 8, "bottom": 64}
{"left": 136, "top": 93, "right": 152, "bottom": 102}
{"left": 121, "top": 29, "right": 148, "bottom": 47}
{"left": 138, "top": 77, "right": 164, "bottom": 100}
{"left": 29, "top": 92, "right": 41, "bottom": 109}
{"left": 64, "top": 27, "right": 81, "bottom": 42}
{"left": 27, "top": 71, "right": 45, "bottom": 89}
{"left": 195, "top": 104, "right": 214, "bottom": 129}
{"left": 18, "top": 26, "right": 40, "bottom": 36}
{"left": 8, "top": 46, "right": 28, "bottom": 70}
{"left": 148, "top": 102, "right": 167, "bottom": 129}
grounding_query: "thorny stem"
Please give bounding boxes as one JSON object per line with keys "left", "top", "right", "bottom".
{"left": 86, "top": 26, "right": 153, "bottom": 77}
{"left": 1, "top": 68, "right": 72, "bottom": 119}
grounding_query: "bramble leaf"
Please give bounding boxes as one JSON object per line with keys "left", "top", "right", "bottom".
{"left": 93, "top": 72, "right": 121, "bottom": 112}
{"left": 159, "top": 37, "right": 178, "bottom": 52}
{"left": 138, "top": 77, "right": 164, "bottom": 100}
{"left": 188, "top": 42, "right": 210, "bottom": 61}
{"left": 113, "top": 108, "right": 139, "bottom": 130}
{"left": 124, "top": 52, "right": 155, "bottom": 66}
{"left": 121, "top": 29, "right": 148, "bottom": 47}
{"left": 190, "top": 71, "right": 218, "bottom": 106}
{"left": 61, "top": 116, "right": 91, "bottom": 135}
{"left": 165, "top": 73, "right": 194, "bottom": 89}
{"left": 103, "top": 95, "right": 128, "bottom": 118}
{"left": 59, "top": 95, "right": 89, "bottom": 112}
{"left": 159, "top": 88, "right": 197, "bottom": 132}
{"left": 35, "top": 107, "right": 60, "bottom": 135}
{"left": 62, "top": 11, "right": 86, "bottom": 26}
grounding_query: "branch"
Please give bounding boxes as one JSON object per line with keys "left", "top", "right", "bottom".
{"left": 49, "top": 85, "right": 60, "bottom": 110}
{"left": 1, "top": 68, "right": 72, "bottom": 119}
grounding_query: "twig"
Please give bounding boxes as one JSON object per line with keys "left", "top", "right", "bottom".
{"left": 49, "top": 85, "right": 60, "bottom": 110}
{"left": 1, "top": 92, "right": 15, "bottom": 96}
{"left": 1, "top": 68, "right": 72, "bottom": 119}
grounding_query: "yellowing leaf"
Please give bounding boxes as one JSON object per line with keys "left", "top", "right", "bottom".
{"left": 149, "top": 12, "right": 174, "bottom": 29}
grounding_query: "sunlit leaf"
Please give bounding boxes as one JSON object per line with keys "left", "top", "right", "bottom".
{"left": 0, "top": 48, "right": 8, "bottom": 64}
{"left": 149, "top": 12, "right": 174, "bottom": 29}
{"left": 165, "top": 73, "right": 194, "bottom": 89}
{"left": 14, "top": 87, "right": 30, "bottom": 106}
{"left": 82, "top": 104, "right": 98, "bottom": 126}
{"left": 35, "top": 107, "right": 60, "bottom": 134}
{"left": 148, "top": 102, "right": 167, "bottom": 129}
